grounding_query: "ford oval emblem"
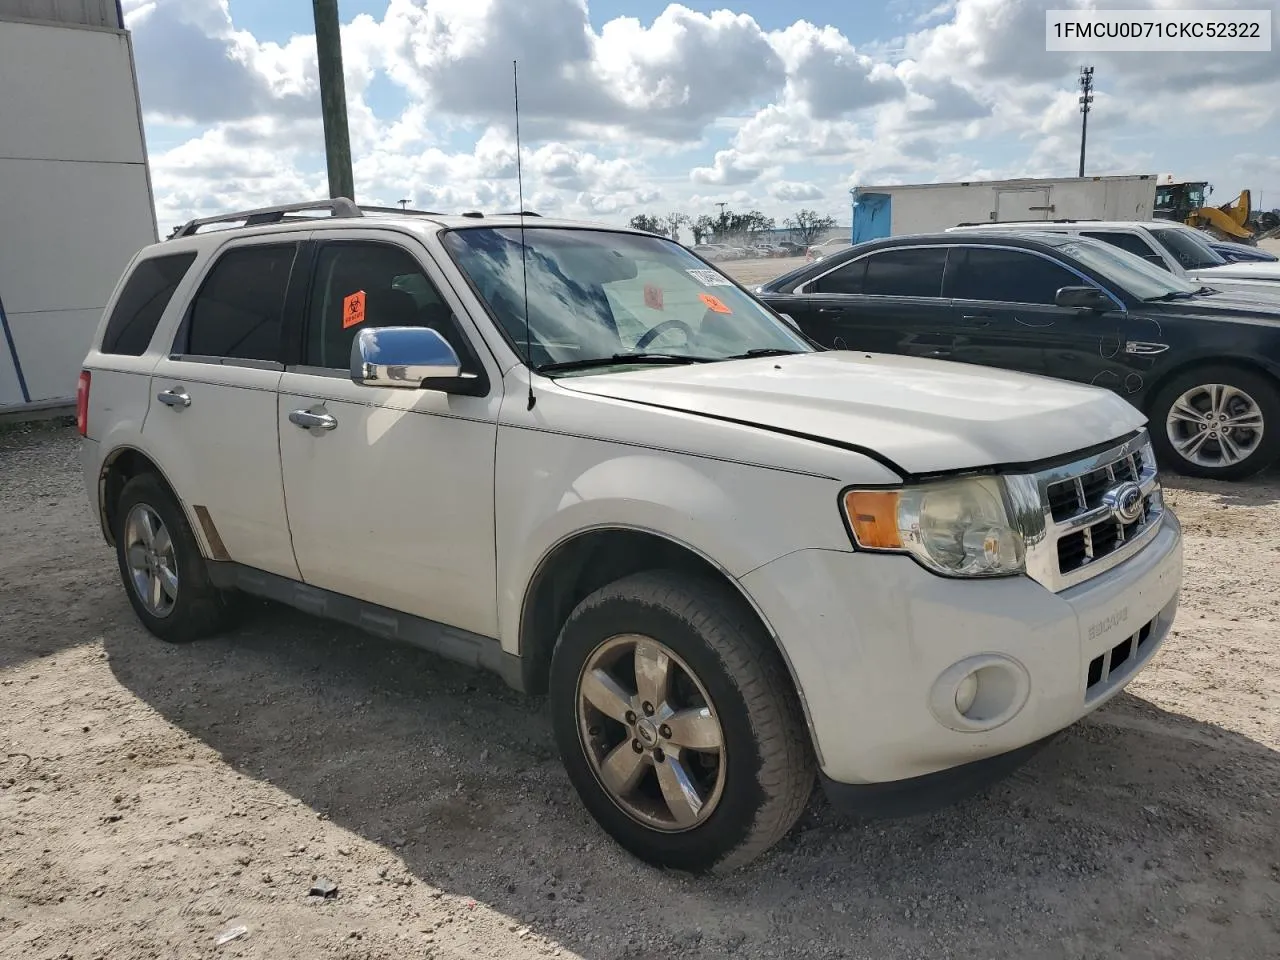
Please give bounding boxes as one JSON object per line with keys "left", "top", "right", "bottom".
{"left": 1104, "top": 481, "right": 1145, "bottom": 525}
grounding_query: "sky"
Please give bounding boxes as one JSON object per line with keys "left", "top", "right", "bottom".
{"left": 123, "top": 0, "right": 1280, "bottom": 235}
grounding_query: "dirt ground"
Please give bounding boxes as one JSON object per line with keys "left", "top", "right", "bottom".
{"left": 3, "top": 411, "right": 1279, "bottom": 957}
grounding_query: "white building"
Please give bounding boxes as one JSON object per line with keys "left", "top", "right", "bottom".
{"left": 0, "top": 0, "right": 157, "bottom": 413}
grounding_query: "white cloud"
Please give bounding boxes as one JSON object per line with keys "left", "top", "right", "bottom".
{"left": 128, "top": 0, "right": 1280, "bottom": 232}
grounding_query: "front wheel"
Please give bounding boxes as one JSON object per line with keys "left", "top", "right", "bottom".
{"left": 1149, "top": 366, "right": 1279, "bottom": 480}
{"left": 548, "top": 570, "right": 814, "bottom": 873}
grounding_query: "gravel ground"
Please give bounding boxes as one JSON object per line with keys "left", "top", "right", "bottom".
{"left": 2, "top": 406, "right": 1279, "bottom": 956}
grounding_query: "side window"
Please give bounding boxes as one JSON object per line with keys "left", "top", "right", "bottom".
{"left": 303, "top": 242, "right": 472, "bottom": 371}
{"left": 1082, "top": 231, "right": 1168, "bottom": 269}
{"left": 948, "top": 248, "right": 1081, "bottom": 305}
{"left": 812, "top": 257, "right": 867, "bottom": 294}
{"left": 183, "top": 244, "right": 297, "bottom": 362}
{"left": 862, "top": 248, "right": 947, "bottom": 297}
{"left": 101, "top": 253, "right": 197, "bottom": 355}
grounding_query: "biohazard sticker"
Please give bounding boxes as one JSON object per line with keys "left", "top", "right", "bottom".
{"left": 698, "top": 293, "right": 732, "bottom": 314}
{"left": 643, "top": 284, "right": 664, "bottom": 310}
{"left": 686, "top": 268, "right": 733, "bottom": 287}
{"left": 342, "top": 290, "right": 366, "bottom": 329}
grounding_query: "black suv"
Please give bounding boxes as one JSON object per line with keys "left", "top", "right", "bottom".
{"left": 757, "top": 231, "right": 1280, "bottom": 480}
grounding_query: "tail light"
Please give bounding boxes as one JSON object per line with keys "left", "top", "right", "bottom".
{"left": 76, "top": 370, "right": 91, "bottom": 437}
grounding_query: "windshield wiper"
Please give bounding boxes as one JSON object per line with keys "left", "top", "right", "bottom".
{"left": 722, "top": 348, "right": 806, "bottom": 359}
{"left": 535, "top": 353, "right": 712, "bottom": 374}
{"left": 1144, "top": 291, "right": 1197, "bottom": 302}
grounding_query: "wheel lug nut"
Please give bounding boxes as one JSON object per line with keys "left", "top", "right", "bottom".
{"left": 587, "top": 725, "right": 601, "bottom": 737}
{"left": 659, "top": 724, "right": 672, "bottom": 739}
{"left": 642, "top": 702, "right": 654, "bottom": 716}
{"left": 632, "top": 739, "right": 643, "bottom": 753}
{"left": 653, "top": 748, "right": 665, "bottom": 763}
{"left": 624, "top": 710, "right": 636, "bottom": 725}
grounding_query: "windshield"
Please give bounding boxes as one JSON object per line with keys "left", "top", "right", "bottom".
{"left": 1149, "top": 227, "right": 1226, "bottom": 270}
{"left": 1050, "top": 235, "right": 1200, "bottom": 300}
{"left": 442, "top": 227, "right": 811, "bottom": 372}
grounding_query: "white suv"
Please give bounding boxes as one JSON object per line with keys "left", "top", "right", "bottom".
{"left": 948, "top": 219, "right": 1280, "bottom": 290}
{"left": 78, "top": 199, "right": 1183, "bottom": 872}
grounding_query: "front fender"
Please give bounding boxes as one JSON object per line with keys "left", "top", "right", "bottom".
{"left": 493, "top": 442, "right": 850, "bottom": 654}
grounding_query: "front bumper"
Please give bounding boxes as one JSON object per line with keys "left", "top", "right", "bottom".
{"left": 740, "top": 511, "right": 1182, "bottom": 789}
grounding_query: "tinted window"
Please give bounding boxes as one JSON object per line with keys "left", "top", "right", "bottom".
{"left": 1081, "top": 231, "right": 1164, "bottom": 267}
{"left": 304, "top": 242, "right": 473, "bottom": 370}
{"left": 101, "top": 253, "right": 197, "bottom": 355}
{"left": 948, "top": 248, "right": 1081, "bottom": 304}
{"left": 184, "top": 244, "right": 297, "bottom": 362}
{"left": 812, "top": 257, "right": 867, "bottom": 294}
{"left": 862, "top": 248, "right": 946, "bottom": 297}
{"left": 1149, "top": 227, "right": 1225, "bottom": 270}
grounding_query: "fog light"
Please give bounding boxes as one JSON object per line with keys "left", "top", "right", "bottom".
{"left": 955, "top": 673, "right": 979, "bottom": 715}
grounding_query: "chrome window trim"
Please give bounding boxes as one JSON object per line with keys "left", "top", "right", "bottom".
{"left": 794, "top": 242, "right": 1128, "bottom": 312}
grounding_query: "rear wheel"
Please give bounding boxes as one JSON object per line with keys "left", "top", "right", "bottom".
{"left": 548, "top": 570, "right": 813, "bottom": 873}
{"left": 1150, "top": 365, "right": 1280, "bottom": 480}
{"left": 114, "top": 473, "right": 237, "bottom": 643}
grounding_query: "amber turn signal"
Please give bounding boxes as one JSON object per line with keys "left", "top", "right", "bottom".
{"left": 843, "top": 490, "right": 903, "bottom": 550}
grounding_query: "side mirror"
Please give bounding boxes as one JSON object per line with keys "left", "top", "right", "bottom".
{"left": 350, "top": 326, "right": 462, "bottom": 389}
{"left": 1054, "top": 286, "right": 1112, "bottom": 311}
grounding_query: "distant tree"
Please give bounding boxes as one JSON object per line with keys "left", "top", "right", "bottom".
{"left": 691, "top": 215, "right": 716, "bottom": 244}
{"left": 629, "top": 214, "right": 664, "bottom": 234}
{"left": 664, "top": 212, "right": 690, "bottom": 244}
{"left": 784, "top": 209, "right": 837, "bottom": 245}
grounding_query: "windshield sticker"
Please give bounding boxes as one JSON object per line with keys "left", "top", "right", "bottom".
{"left": 644, "top": 284, "right": 664, "bottom": 311}
{"left": 686, "top": 268, "right": 733, "bottom": 287}
{"left": 699, "top": 293, "right": 732, "bottom": 315}
{"left": 342, "top": 290, "right": 367, "bottom": 329}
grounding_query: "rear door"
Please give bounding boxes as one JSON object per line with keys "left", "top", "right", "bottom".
{"left": 142, "top": 237, "right": 305, "bottom": 580}
{"left": 943, "top": 245, "right": 1131, "bottom": 387}
{"left": 786, "top": 246, "right": 954, "bottom": 358}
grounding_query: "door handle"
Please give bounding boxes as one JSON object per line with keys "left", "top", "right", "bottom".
{"left": 960, "top": 314, "right": 992, "bottom": 327}
{"left": 289, "top": 409, "right": 338, "bottom": 431}
{"left": 156, "top": 387, "right": 190, "bottom": 408}
{"left": 816, "top": 306, "right": 845, "bottom": 314}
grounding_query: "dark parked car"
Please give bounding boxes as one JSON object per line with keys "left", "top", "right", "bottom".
{"left": 757, "top": 231, "right": 1280, "bottom": 480}
{"left": 1209, "top": 240, "right": 1279, "bottom": 263}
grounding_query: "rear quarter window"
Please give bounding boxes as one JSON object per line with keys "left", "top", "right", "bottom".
{"left": 100, "top": 253, "right": 198, "bottom": 356}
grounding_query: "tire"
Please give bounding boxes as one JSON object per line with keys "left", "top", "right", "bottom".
{"left": 1148, "top": 365, "right": 1280, "bottom": 480}
{"left": 113, "top": 473, "right": 237, "bottom": 643}
{"left": 548, "top": 570, "right": 814, "bottom": 874}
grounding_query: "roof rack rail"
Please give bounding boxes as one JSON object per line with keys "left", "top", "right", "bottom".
{"left": 954, "top": 217, "right": 1105, "bottom": 228}
{"left": 497, "top": 210, "right": 541, "bottom": 217}
{"left": 358, "top": 204, "right": 446, "bottom": 217}
{"left": 168, "top": 197, "right": 363, "bottom": 239}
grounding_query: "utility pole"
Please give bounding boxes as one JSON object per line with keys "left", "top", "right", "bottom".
{"left": 398, "top": 198, "right": 410, "bottom": 210}
{"left": 312, "top": 0, "right": 355, "bottom": 201}
{"left": 1077, "top": 65, "right": 1094, "bottom": 179}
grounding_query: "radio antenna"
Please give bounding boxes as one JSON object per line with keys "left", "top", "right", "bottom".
{"left": 513, "top": 59, "right": 535, "bottom": 411}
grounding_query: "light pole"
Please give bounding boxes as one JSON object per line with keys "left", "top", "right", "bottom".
{"left": 1078, "top": 65, "right": 1094, "bottom": 179}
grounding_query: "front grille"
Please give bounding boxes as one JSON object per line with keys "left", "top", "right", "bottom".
{"left": 1086, "top": 616, "right": 1157, "bottom": 697}
{"left": 1019, "top": 432, "right": 1165, "bottom": 593}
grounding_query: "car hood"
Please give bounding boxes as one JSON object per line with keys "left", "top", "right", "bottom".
{"left": 1152, "top": 288, "right": 1280, "bottom": 317}
{"left": 554, "top": 352, "right": 1146, "bottom": 475}
{"left": 1190, "top": 262, "right": 1280, "bottom": 282}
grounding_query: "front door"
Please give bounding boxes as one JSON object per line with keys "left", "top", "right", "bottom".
{"left": 943, "top": 245, "right": 1137, "bottom": 390}
{"left": 142, "top": 237, "right": 305, "bottom": 580}
{"left": 276, "top": 234, "right": 501, "bottom": 638}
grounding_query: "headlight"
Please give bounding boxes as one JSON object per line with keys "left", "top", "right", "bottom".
{"left": 842, "top": 476, "right": 1025, "bottom": 577}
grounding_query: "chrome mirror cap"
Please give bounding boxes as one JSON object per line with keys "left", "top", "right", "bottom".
{"left": 350, "top": 326, "right": 462, "bottom": 389}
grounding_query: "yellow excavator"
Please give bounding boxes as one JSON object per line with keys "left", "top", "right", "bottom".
{"left": 1154, "top": 180, "right": 1280, "bottom": 241}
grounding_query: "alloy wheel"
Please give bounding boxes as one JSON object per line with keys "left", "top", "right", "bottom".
{"left": 1165, "top": 382, "right": 1265, "bottom": 469}
{"left": 576, "top": 634, "right": 727, "bottom": 832}
{"left": 123, "top": 503, "right": 179, "bottom": 617}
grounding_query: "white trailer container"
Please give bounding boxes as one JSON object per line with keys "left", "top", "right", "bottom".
{"left": 850, "top": 175, "right": 1157, "bottom": 244}
{"left": 0, "top": 1, "right": 157, "bottom": 415}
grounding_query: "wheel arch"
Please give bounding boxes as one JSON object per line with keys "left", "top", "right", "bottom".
{"left": 97, "top": 445, "right": 189, "bottom": 548}
{"left": 1139, "top": 354, "right": 1280, "bottom": 418}
{"left": 517, "top": 524, "right": 820, "bottom": 760}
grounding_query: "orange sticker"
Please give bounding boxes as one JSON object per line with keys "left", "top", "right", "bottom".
{"left": 698, "top": 292, "right": 732, "bottom": 315}
{"left": 644, "top": 284, "right": 664, "bottom": 311}
{"left": 342, "top": 290, "right": 366, "bottom": 329}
